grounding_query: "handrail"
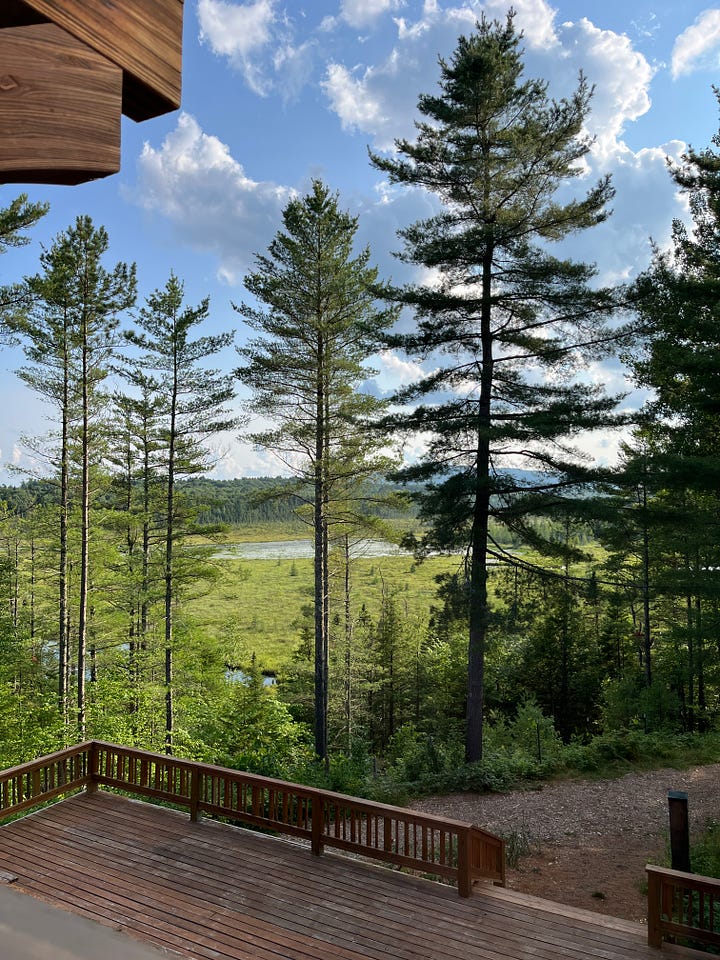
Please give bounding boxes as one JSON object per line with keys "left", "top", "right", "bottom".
{"left": 0, "top": 741, "right": 505, "bottom": 896}
{"left": 647, "top": 864, "right": 720, "bottom": 949}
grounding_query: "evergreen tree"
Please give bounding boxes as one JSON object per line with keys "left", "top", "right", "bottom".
{"left": 371, "top": 14, "right": 622, "bottom": 761}
{"left": 16, "top": 217, "right": 135, "bottom": 733}
{"left": 630, "top": 97, "right": 720, "bottom": 730}
{"left": 106, "top": 377, "right": 165, "bottom": 736}
{"left": 125, "top": 274, "right": 237, "bottom": 752}
{"left": 234, "top": 180, "right": 396, "bottom": 762}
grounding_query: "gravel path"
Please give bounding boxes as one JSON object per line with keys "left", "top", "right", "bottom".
{"left": 413, "top": 763, "right": 720, "bottom": 921}
{"left": 415, "top": 764, "right": 720, "bottom": 844}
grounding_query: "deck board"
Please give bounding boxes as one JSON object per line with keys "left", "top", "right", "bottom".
{"left": 0, "top": 792, "right": 705, "bottom": 960}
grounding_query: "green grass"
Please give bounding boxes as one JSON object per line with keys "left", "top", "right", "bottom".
{"left": 186, "top": 552, "right": 463, "bottom": 670}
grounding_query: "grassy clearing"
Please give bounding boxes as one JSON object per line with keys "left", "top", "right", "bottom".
{"left": 186, "top": 552, "right": 463, "bottom": 670}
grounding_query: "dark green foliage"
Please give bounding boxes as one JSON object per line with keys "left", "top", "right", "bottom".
{"left": 191, "top": 657, "right": 313, "bottom": 777}
{"left": 0, "top": 193, "right": 48, "bottom": 339}
{"left": 180, "top": 476, "right": 416, "bottom": 527}
{"left": 623, "top": 103, "right": 720, "bottom": 734}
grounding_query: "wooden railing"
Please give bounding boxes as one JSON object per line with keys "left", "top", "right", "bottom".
{"left": 0, "top": 741, "right": 505, "bottom": 896}
{"left": 0, "top": 743, "right": 91, "bottom": 818}
{"left": 647, "top": 864, "right": 720, "bottom": 949}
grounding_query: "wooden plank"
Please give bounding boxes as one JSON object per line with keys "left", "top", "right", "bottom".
{"left": 2, "top": 0, "right": 184, "bottom": 121}
{"left": 0, "top": 23, "right": 121, "bottom": 185}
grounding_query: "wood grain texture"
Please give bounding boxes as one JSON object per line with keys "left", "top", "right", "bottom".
{"left": 1, "top": 0, "right": 184, "bottom": 121}
{"left": 0, "top": 23, "right": 121, "bottom": 185}
{"left": 0, "top": 792, "right": 706, "bottom": 960}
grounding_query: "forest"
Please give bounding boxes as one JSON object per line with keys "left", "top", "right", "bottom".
{"left": 0, "top": 15, "right": 719, "bottom": 799}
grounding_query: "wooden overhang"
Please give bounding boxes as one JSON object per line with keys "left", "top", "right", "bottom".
{"left": 0, "top": 0, "right": 184, "bottom": 185}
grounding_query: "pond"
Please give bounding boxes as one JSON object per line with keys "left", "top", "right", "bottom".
{"left": 213, "top": 538, "right": 410, "bottom": 560}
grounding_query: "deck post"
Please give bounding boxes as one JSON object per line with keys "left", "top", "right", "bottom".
{"left": 190, "top": 767, "right": 201, "bottom": 823}
{"left": 646, "top": 866, "right": 663, "bottom": 948}
{"left": 311, "top": 792, "right": 324, "bottom": 856}
{"left": 86, "top": 741, "right": 98, "bottom": 794}
{"left": 668, "top": 791, "right": 691, "bottom": 873}
{"left": 457, "top": 827, "right": 471, "bottom": 898}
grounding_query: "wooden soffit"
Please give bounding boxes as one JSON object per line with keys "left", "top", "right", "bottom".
{"left": 0, "top": 23, "right": 122, "bottom": 185}
{"left": 1, "top": 0, "right": 184, "bottom": 121}
{"left": 0, "top": 0, "right": 184, "bottom": 184}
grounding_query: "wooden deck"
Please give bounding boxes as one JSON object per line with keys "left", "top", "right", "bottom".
{"left": 0, "top": 791, "right": 706, "bottom": 960}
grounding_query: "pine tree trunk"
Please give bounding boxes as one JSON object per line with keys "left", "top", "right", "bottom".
{"left": 164, "top": 471, "right": 174, "bottom": 754}
{"left": 76, "top": 319, "right": 90, "bottom": 739}
{"left": 29, "top": 536, "right": 35, "bottom": 643}
{"left": 640, "top": 476, "right": 653, "bottom": 687}
{"left": 466, "top": 241, "right": 494, "bottom": 764}
{"left": 164, "top": 357, "right": 178, "bottom": 755}
{"left": 696, "top": 593, "right": 706, "bottom": 725}
{"left": 344, "top": 533, "right": 352, "bottom": 751}
{"left": 313, "top": 332, "right": 328, "bottom": 761}
{"left": 686, "top": 590, "right": 695, "bottom": 732}
{"left": 58, "top": 350, "right": 70, "bottom": 726}
{"left": 141, "top": 436, "right": 151, "bottom": 643}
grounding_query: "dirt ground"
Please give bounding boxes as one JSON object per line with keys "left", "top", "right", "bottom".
{"left": 414, "top": 763, "right": 720, "bottom": 923}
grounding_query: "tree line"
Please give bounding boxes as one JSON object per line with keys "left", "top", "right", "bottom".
{"left": 0, "top": 13, "right": 718, "bottom": 777}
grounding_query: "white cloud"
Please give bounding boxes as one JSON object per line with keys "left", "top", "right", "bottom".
{"left": 322, "top": 63, "right": 391, "bottom": 141}
{"left": 672, "top": 9, "right": 720, "bottom": 79}
{"left": 341, "top": 0, "right": 406, "bottom": 30}
{"left": 198, "top": 0, "right": 317, "bottom": 100}
{"left": 204, "top": 430, "right": 284, "bottom": 478}
{"left": 482, "top": 0, "right": 559, "bottom": 50}
{"left": 272, "top": 40, "right": 317, "bottom": 102}
{"left": 321, "top": 1, "right": 653, "bottom": 161}
{"left": 555, "top": 17, "right": 654, "bottom": 159}
{"left": 198, "top": 0, "right": 283, "bottom": 95}
{"left": 551, "top": 139, "right": 687, "bottom": 286}
{"left": 322, "top": 0, "right": 407, "bottom": 32}
{"left": 198, "top": 0, "right": 276, "bottom": 58}
{"left": 320, "top": 2, "right": 676, "bottom": 287}
{"left": 131, "top": 113, "right": 293, "bottom": 284}
{"left": 376, "top": 350, "right": 426, "bottom": 389}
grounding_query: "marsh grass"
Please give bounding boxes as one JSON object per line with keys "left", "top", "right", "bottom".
{"left": 186, "top": 551, "right": 463, "bottom": 669}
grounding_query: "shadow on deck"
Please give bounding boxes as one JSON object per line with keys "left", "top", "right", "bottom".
{"left": 0, "top": 790, "right": 707, "bottom": 960}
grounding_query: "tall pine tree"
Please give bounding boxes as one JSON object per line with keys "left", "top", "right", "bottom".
{"left": 372, "top": 14, "right": 622, "bottom": 761}
{"left": 234, "top": 181, "right": 396, "bottom": 762}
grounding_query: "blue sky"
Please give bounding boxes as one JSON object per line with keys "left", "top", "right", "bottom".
{"left": 2, "top": 0, "right": 720, "bottom": 480}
